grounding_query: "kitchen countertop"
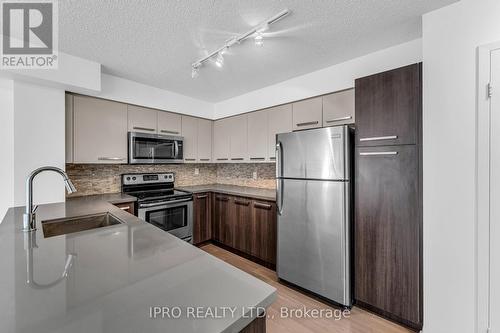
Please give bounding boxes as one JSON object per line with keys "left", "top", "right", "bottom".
{"left": 177, "top": 184, "right": 276, "bottom": 202}
{"left": 0, "top": 194, "right": 276, "bottom": 333}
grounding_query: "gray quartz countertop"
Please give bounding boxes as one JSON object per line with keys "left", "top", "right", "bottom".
{"left": 177, "top": 184, "right": 276, "bottom": 202}
{"left": 0, "top": 195, "right": 276, "bottom": 333}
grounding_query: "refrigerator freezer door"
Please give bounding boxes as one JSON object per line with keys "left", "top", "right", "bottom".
{"left": 276, "top": 126, "right": 348, "bottom": 180}
{"left": 277, "top": 179, "right": 351, "bottom": 306}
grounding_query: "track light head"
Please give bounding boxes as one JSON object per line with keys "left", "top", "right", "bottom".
{"left": 254, "top": 32, "right": 264, "bottom": 47}
{"left": 191, "top": 65, "right": 199, "bottom": 79}
{"left": 215, "top": 52, "right": 224, "bottom": 68}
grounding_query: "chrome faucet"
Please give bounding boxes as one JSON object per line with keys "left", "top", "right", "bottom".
{"left": 23, "top": 166, "right": 77, "bottom": 232}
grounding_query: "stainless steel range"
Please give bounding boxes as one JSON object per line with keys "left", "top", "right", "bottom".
{"left": 122, "top": 173, "right": 193, "bottom": 243}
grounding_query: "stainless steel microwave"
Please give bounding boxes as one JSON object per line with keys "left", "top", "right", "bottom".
{"left": 128, "top": 132, "right": 184, "bottom": 164}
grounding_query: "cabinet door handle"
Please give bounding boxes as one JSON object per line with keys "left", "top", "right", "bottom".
{"left": 359, "top": 135, "right": 398, "bottom": 142}
{"left": 254, "top": 202, "right": 271, "bottom": 209}
{"left": 196, "top": 195, "right": 208, "bottom": 199}
{"left": 200, "top": 158, "right": 210, "bottom": 161}
{"left": 296, "top": 121, "right": 319, "bottom": 127}
{"left": 231, "top": 158, "right": 244, "bottom": 161}
{"left": 133, "top": 126, "right": 155, "bottom": 132}
{"left": 216, "top": 196, "right": 229, "bottom": 201}
{"left": 326, "top": 116, "right": 352, "bottom": 123}
{"left": 359, "top": 152, "right": 398, "bottom": 156}
{"left": 160, "top": 129, "right": 180, "bottom": 135}
{"left": 119, "top": 206, "right": 130, "bottom": 211}
{"left": 250, "top": 157, "right": 266, "bottom": 161}
{"left": 216, "top": 158, "right": 228, "bottom": 161}
{"left": 185, "top": 158, "right": 196, "bottom": 161}
{"left": 234, "top": 200, "right": 250, "bottom": 206}
{"left": 98, "top": 157, "right": 125, "bottom": 161}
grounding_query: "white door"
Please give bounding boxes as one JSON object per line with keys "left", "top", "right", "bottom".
{"left": 490, "top": 48, "right": 500, "bottom": 333}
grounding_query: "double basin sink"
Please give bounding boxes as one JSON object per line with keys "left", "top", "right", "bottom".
{"left": 42, "top": 212, "right": 124, "bottom": 238}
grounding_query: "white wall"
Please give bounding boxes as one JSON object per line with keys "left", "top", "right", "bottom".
{"left": 0, "top": 80, "right": 14, "bottom": 221}
{"left": 422, "top": 0, "right": 500, "bottom": 332}
{"left": 13, "top": 81, "right": 66, "bottom": 206}
{"left": 93, "top": 74, "right": 215, "bottom": 119}
{"left": 214, "top": 39, "right": 422, "bottom": 118}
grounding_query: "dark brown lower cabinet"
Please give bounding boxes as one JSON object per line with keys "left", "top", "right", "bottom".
{"left": 206, "top": 193, "right": 277, "bottom": 266}
{"left": 193, "top": 192, "right": 212, "bottom": 244}
{"left": 213, "top": 194, "right": 233, "bottom": 245}
{"left": 251, "top": 200, "right": 277, "bottom": 265}
{"left": 233, "top": 198, "right": 252, "bottom": 253}
{"left": 354, "top": 145, "right": 422, "bottom": 329}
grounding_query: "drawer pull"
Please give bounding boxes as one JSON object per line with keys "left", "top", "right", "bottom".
{"left": 133, "top": 126, "right": 155, "bottom": 132}
{"left": 200, "top": 158, "right": 210, "bottom": 161}
{"left": 250, "top": 157, "right": 266, "bottom": 161}
{"left": 269, "top": 157, "right": 276, "bottom": 160}
{"left": 119, "top": 206, "right": 130, "bottom": 210}
{"left": 296, "top": 121, "right": 319, "bottom": 127}
{"left": 359, "top": 135, "right": 397, "bottom": 142}
{"left": 98, "top": 157, "right": 125, "bottom": 161}
{"left": 254, "top": 202, "right": 272, "bottom": 209}
{"left": 161, "top": 130, "right": 180, "bottom": 135}
{"left": 359, "top": 152, "right": 398, "bottom": 157}
{"left": 216, "top": 196, "right": 229, "bottom": 201}
{"left": 185, "top": 158, "right": 196, "bottom": 161}
{"left": 216, "top": 158, "right": 228, "bottom": 161}
{"left": 326, "top": 116, "right": 352, "bottom": 123}
{"left": 234, "top": 200, "right": 250, "bottom": 206}
{"left": 196, "top": 195, "right": 208, "bottom": 199}
{"left": 231, "top": 158, "right": 244, "bottom": 161}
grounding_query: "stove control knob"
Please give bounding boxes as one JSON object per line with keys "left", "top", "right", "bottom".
{"left": 132, "top": 176, "right": 136, "bottom": 181}
{"left": 126, "top": 177, "right": 131, "bottom": 181}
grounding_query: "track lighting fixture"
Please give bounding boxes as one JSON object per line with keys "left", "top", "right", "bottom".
{"left": 190, "top": 9, "right": 290, "bottom": 77}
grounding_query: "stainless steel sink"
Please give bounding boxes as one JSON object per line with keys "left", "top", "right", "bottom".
{"left": 42, "top": 212, "right": 124, "bottom": 238}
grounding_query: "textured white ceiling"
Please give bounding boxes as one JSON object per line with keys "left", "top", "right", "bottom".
{"left": 59, "top": 0, "right": 457, "bottom": 102}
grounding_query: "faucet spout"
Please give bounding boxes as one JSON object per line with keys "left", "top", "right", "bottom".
{"left": 23, "top": 166, "right": 77, "bottom": 232}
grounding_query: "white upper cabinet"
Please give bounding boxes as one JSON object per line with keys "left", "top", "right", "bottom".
{"left": 181, "top": 115, "right": 198, "bottom": 162}
{"left": 229, "top": 115, "right": 248, "bottom": 162}
{"left": 197, "top": 118, "right": 213, "bottom": 163}
{"left": 158, "top": 111, "right": 182, "bottom": 135}
{"left": 213, "top": 118, "right": 231, "bottom": 162}
{"left": 127, "top": 105, "right": 158, "bottom": 134}
{"left": 292, "top": 96, "right": 323, "bottom": 131}
{"left": 247, "top": 110, "right": 268, "bottom": 162}
{"left": 268, "top": 104, "right": 293, "bottom": 160}
{"left": 73, "top": 96, "right": 128, "bottom": 164}
{"left": 322, "top": 89, "right": 355, "bottom": 127}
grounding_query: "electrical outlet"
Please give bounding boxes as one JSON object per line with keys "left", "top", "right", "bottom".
{"left": 252, "top": 171, "right": 257, "bottom": 180}
{"left": 194, "top": 168, "right": 199, "bottom": 175}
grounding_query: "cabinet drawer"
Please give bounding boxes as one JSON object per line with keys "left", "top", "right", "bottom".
{"left": 355, "top": 63, "right": 421, "bottom": 147}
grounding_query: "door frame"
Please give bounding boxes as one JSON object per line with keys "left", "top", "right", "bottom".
{"left": 476, "top": 41, "right": 500, "bottom": 333}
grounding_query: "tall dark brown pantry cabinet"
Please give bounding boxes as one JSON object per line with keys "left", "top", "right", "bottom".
{"left": 354, "top": 63, "right": 422, "bottom": 330}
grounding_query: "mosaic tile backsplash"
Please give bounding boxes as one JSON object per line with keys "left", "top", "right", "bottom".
{"left": 66, "top": 163, "right": 276, "bottom": 197}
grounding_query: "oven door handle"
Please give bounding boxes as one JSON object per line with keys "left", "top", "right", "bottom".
{"left": 139, "top": 198, "right": 192, "bottom": 208}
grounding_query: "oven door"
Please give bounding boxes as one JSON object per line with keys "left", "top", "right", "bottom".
{"left": 138, "top": 198, "right": 193, "bottom": 240}
{"left": 129, "top": 132, "right": 183, "bottom": 164}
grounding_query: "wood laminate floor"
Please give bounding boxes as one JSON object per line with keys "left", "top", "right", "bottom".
{"left": 200, "top": 244, "right": 413, "bottom": 333}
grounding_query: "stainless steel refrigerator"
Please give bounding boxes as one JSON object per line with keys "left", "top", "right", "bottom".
{"left": 276, "top": 125, "right": 352, "bottom": 307}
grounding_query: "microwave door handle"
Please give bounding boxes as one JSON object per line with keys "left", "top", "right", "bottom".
{"left": 174, "top": 141, "right": 179, "bottom": 157}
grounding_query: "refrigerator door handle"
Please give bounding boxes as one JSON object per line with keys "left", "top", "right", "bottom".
{"left": 276, "top": 141, "right": 284, "bottom": 215}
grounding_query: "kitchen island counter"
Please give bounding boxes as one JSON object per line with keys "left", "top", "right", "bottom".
{"left": 0, "top": 196, "right": 276, "bottom": 333}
